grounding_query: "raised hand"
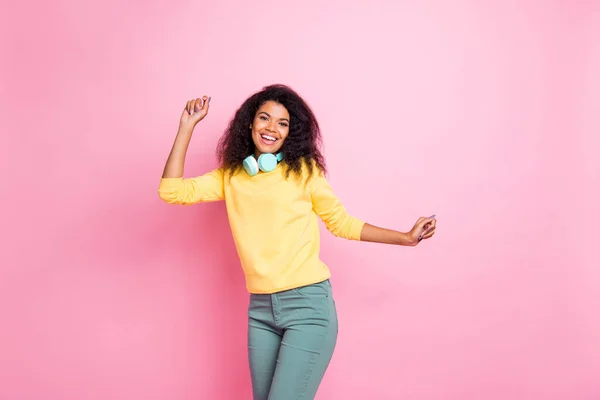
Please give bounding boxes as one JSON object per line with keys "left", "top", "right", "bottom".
{"left": 180, "top": 96, "right": 211, "bottom": 128}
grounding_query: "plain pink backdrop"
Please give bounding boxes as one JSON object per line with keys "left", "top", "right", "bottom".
{"left": 1, "top": 0, "right": 598, "bottom": 399}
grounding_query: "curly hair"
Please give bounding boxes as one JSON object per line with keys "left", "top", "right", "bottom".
{"left": 216, "top": 84, "right": 326, "bottom": 179}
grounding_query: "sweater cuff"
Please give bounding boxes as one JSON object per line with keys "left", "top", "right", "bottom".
{"left": 349, "top": 218, "right": 366, "bottom": 241}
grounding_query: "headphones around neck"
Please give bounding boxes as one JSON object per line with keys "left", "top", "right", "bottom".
{"left": 243, "top": 152, "right": 284, "bottom": 176}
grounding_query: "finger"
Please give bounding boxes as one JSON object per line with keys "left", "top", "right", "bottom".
{"left": 418, "top": 225, "right": 432, "bottom": 239}
{"left": 192, "top": 98, "right": 200, "bottom": 113}
{"left": 427, "top": 220, "right": 437, "bottom": 230}
{"left": 422, "top": 230, "right": 435, "bottom": 240}
{"left": 419, "top": 217, "right": 434, "bottom": 229}
{"left": 425, "top": 222, "right": 437, "bottom": 235}
{"left": 419, "top": 228, "right": 435, "bottom": 241}
{"left": 423, "top": 219, "right": 436, "bottom": 230}
{"left": 202, "top": 96, "right": 210, "bottom": 111}
{"left": 187, "top": 100, "right": 193, "bottom": 114}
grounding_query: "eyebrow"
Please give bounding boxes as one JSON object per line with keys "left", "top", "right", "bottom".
{"left": 258, "top": 111, "right": 289, "bottom": 122}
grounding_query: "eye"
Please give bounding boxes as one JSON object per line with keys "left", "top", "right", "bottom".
{"left": 260, "top": 115, "right": 268, "bottom": 121}
{"left": 279, "top": 122, "right": 288, "bottom": 127}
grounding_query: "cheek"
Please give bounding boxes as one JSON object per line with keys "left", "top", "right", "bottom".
{"left": 280, "top": 128, "right": 290, "bottom": 140}
{"left": 252, "top": 118, "right": 264, "bottom": 131}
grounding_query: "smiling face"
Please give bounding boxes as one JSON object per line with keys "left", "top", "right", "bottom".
{"left": 250, "top": 101, "right": 290, "bottom": 157}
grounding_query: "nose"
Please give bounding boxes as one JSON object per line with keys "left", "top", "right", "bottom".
{"left": 266, "top": 121, "right": 277, "bottom": 132}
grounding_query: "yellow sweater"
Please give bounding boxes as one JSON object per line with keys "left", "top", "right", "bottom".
{"left": 158, "top": 162, "right": 364, "bottom": 294}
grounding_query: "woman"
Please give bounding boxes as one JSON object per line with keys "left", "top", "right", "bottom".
{"left": 158, "top": 84, "right": 436, "bottom": 399}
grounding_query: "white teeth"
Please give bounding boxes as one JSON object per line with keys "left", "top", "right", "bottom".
{"left": 261, "top": 134, "right": 276, "bottom": 141}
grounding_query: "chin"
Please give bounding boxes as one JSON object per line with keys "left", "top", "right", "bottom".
{"left": 253, "top": 138, "right": 283, "bottom": 154}
{"left": 258, "top": 145, "right": 282, "bottom": 154}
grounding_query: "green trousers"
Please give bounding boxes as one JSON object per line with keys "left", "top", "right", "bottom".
{"left": 247, "top": 279, "right": 338, "bottom": 400}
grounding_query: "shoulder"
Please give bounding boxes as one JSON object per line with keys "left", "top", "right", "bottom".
{"left": 299, "top": 159, "right": 328, "bottom": 192}
{"left": 302, "top": 158, "right": 325, "bottom": 179}
{"left": 215, "top": 165, "right": 245, "bottom": 181}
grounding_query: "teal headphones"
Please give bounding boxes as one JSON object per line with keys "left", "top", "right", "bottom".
{"left": 243, "top": 152, "right": 283, "bottom": 176}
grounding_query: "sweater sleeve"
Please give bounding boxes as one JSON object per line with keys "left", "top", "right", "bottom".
{"left": 158, "top": 168, "right": 225, "bottom": 205}
{"left": 309, "top": 171, "right": 364, "bottom": 240}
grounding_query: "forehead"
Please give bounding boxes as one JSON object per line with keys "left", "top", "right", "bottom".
{"left": 257, "top": 101, "right": 289, "bottom": 117}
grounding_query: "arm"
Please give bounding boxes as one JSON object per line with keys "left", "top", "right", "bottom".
{"left": 310, "top": 171, "right": 436, "bottom": 246}
{"left": 158, "top": 96, "right": 224, "bottom": 205}
{"left": 163, "top": 96, "right": 210, "bottom": 178}
{"left": 162, "top": 123, "right": 194, "bottom": 179}
{"left": 310, "top": 171, "right": 365, "bottom": 240}
{"left": 360, "top": 223, "right": 418, "bottom": 246}
{"left": 158, "top": 169, "right": 224, "bottom": 205}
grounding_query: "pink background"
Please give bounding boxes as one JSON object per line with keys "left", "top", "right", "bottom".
{"left": 1, "top": 0, "right": 598, "bottom": 399}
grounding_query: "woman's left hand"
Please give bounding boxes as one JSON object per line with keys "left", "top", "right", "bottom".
{"left": 409, "top": 216, "right": 436, "bottom": 245}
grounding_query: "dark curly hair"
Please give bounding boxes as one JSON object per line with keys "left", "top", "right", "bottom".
{"left": 216, "top": 84, "right": 326, "bottom": 179}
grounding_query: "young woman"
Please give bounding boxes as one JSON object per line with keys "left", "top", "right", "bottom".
{"left": 158, "top": 84, "right": 436, "bottom": 400}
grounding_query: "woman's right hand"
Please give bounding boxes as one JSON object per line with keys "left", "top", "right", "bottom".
{"left": 179, "top": 96, "right": 211, "bottom": 128}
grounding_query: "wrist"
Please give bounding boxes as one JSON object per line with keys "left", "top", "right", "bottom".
{"left": 396, "top": 231, "right": 418, "bottom": 246}
{"left": 177, "top": 122, "right": 195, "bottom": 135}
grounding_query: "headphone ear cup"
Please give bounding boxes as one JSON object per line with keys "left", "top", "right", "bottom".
{"left": 257, "top": 153, "right": 278, "bottom": 172}
{"left": 243, "top": 155, "right": 259, "bottom": 176}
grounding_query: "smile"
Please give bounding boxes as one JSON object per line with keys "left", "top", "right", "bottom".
{"left": 260, "top": 134, "right": 278, "bottom": 144}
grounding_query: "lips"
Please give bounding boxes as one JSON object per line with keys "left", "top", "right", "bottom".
{"left": 260, "top": 134, "right": 278, "bottom": 145}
